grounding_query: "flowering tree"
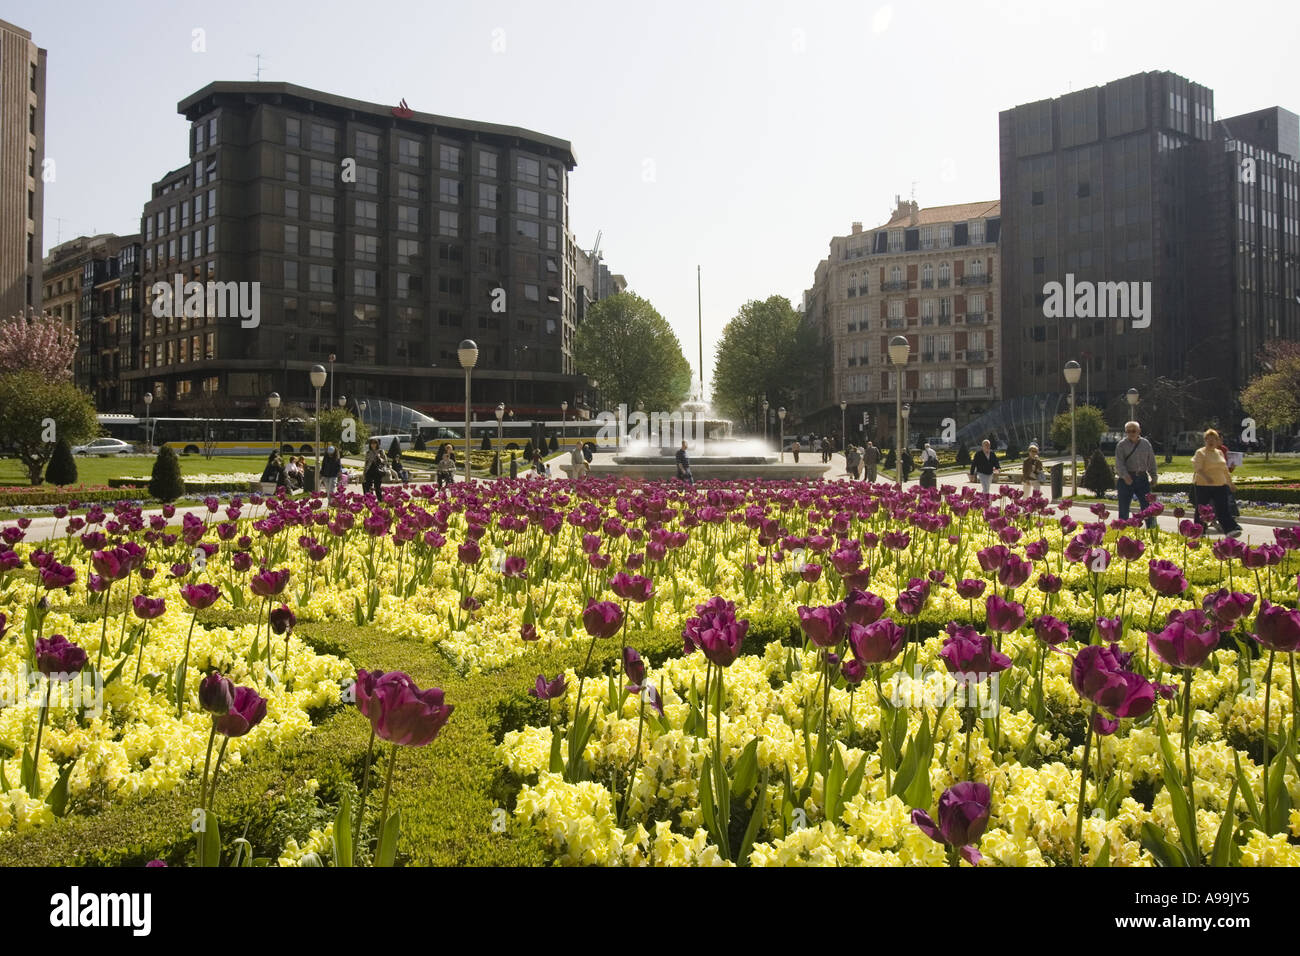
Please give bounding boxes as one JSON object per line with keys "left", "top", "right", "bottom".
{"left": 0, "top": 312, "right": 77, "bottom": 382}
{"left": 0, "top": 371, "right": 98, "bottom": 484}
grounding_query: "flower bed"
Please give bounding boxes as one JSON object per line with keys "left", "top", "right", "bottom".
{"left": 0, "top": 479, "right": 1296, "bottom": 866}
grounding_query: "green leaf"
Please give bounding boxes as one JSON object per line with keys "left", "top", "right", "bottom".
{"left": 902, "top": 712, "right": 934, "bottom": 812}
{"left": 230, "top": 837, "right": 256, "bottom": 867}
{"left": 332, "top": 793, "right": 352, "bottom": 868}
{"left": 0, "top": 759, "right": 10, "bottom": 793}
{"left": 607, "top": 672, "right": 618, "bottom": 714}
{"left": 201, "top": 812, "right": 221, "bottom": 868}
{"left": 1156, "top": 717, "right": 1197, "bottom": 863}
{"left": 1266, "top": 738, "right": 1292, "bottom": 836}
{"left": 47, "top": 760, "right": 74, "bottom": 816}
{"left": 698, "top": 755, "right": 718, "bottom": 839}
{"left": 1093, "top": 836, "right": 1110, "bottom": 868}
{"left": 1234, "top": 749, "right": 1262, "bottom": 828}
{"left": 842, "top": 750, "right": 868, "bottom": 808}
{"left": 825, "top": 744, "right": 846, "bottom": 824}
{"left": 737, "top": 768, "right": 769, "bottom": 867}
{"left": 889, "top": 704, "right": 908, "bottom": 760}
{"left": 174, "top": 659, "right": 188, "bottom": 713}
{"left": 1211, "top": 778, "right": 1239, "bottom": 868}
{"left": 731, "top": 738, "right": 760, "bottom": 796}
{"left": 353, "top": 596, "right": 365, "bottom": 627}
{"left": 548, "top": 727, "right": 564, "bottom": 774}
{"left": 375, "top": 809, "right": 401, "bottom": 867}
{"left": 1139, "top": 821, "right": 1187, "bottom": 868}
{"left": 20, "top": 745, "right": 34, "bottom": 793}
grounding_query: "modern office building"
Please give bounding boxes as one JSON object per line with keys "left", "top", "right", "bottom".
{"left": 129, "top": 81, "right": 589, "bottom": 421}
{"left": 0, "top": 19, "right": 46, "bottom": 320}
{"left": 999, "top": 71, "right": 1300, "bottom": 433}
{"left": 802, "top": 197, "right": 1002, "bottom": 445}
{"left": 42, "top": 233, "right": 141, "bottom": 408}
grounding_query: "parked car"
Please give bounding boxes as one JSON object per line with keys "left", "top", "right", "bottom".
{"left": 72, "top": 437, "right": 133, "bottom": 456}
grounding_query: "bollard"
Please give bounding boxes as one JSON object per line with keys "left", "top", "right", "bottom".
{"left": 1050, "top": 462, "right": 1064, "bottom": 500}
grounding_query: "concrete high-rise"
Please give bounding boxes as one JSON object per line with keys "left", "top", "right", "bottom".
{"left": 0, "top": 19, "right": 45, "bottom": 320}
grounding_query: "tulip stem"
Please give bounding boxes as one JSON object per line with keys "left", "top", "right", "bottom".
{"left": 1263, "top": 650, "right": 1274, "bottom": 835}
{"left": 29, "top": 679, "right": 52, "bottom": 798}
{"left": 573, "top": 634, "right": 599, "bottom": 727}
{"left": 1182, "top": 670, "right": 1198, "bottom": 863}
{"left": 207, "top": 735, "right": 230, "bottom": 812}
{"left": 1073, "top": 704, "right": 1096, "bottom": 867}
{"left": 376, "top": 744, "right": 398, "bottom": 853}
{"left": 620, "top": 695, "right": 646, "bottom": 829}
{"left": 353, "top": 726, "right": 375, "bottom": 852}
{"left": 131, "top": 622, "right": 149, "bottom": 684}
{"left": 199, "top": 723, "right": 216, "bottom": 811}
{"left": 178, "top": 610, "right": 198, "bottom": 719}
{"left": 95, "top": 579, "right": 113, "bottom": 673}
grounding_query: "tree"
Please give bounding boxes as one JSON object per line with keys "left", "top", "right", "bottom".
{"left": 1082, "top": 449, "right": 1115, "bottom": 497}
{"left": 0, "top": 313, "right": 77, "bottom": 381}
{"left": 149, "top": 446, "right": 186, "bottom": 502}
{"left": 0, "top": 372, "right": 99, "bottom": 484}
{"left": 1240, "top": 342, "right": 1300, "bottom": 460}
{"left": 956, "top": 443, "right": 971, "bottom": 467}
{"left": 1129, "top": 376, "right": 1212, "bottom": 464}
{"left": 388, "top": 437, "right": 402, "bottom": 459}
{"left": 45, "top": 437, "right": 78, "bottom": 486}
{"left": 573, "top": 292, "right": 692, "bottom": 412}
{"left": 313, "top": 407, "right": 369, "bottom": 455}
{"left": 413, "top": 432, "right": 427, "bottom": 452}
{"left": 1051, "top": 405, "right": 1106, "bottom": 458}
{"left": 712, "top": 296, "right": 824, "bottom": 430}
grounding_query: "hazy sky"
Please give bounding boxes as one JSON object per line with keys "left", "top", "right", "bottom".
{"left": 26, "top": 0, "right": 1300, "bottom": 393}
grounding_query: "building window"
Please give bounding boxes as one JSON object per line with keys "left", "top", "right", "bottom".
{"left": 478, "top": 182, "right": 499, "bottom": 209}
{"left": 920, "top": 226, "right": 933, "bottom": 249}
{"left": 921, "top": 263, "right": 934, "bottom": 288}
{"left": 309, "top": 264, "right": 336, "bottom": 292}
{"left": 1031, "top": 190, "right": 1044, "bottom": 206}
{"left": 887, "top": 229, "right": 903, "bottom": 253}
{"left": 517, "top": 156, "right": 540, "bottom": 184}
{"left": 284, "top": 261, "right": 298, "bottom": 288}
{"left": 355, "top": 234, "right": 379, "bottom": 262}
{"left": 546, "top": 194, "right": 558, "bottom": 220}
{"left": 309, "top": 229, "right": 334, "bottom": 257}
{"left": 355, "top": 165, "right": 379, "bottom": 194}
{"left": 969, "top": 258, "right": 985, "bottom": 277}
{"left": 354, "top": 303, "right": 379, "bottom": 325}
{"left": 524, "top": 283, "right": 540, "bottom": 302}
{"left": 310, "top": 123, "right": 338, "bottom": 153}
{"left": 970, "top": 367, "right": 987, "bottom": 388}
{"left": 355, "top": 200, "right": 378, "bottom": 229}
{"left": 968, "top": 219, "right": 986, "bottom": 244}
{"left": 208, "top": 189, "right": 217, "bottom": 218}
{"left": 396, "top": 238, "right": 420, "bottom": 266}
{"left": 391, "top": 171, "right": 418, "bottom": 200}
{"left": 517, "top": 188, "right": 540, "bottom": 216}
{"left": 938, "top": 225, "right": 952, "bottom": 248}
{"left": 517, "top": 220, "right": 539, "bottom": 242}
{"left": 355, "top": 130, "right": 380, "bottom": 161}
{"left": 438, "top": 242, "right": 463, "bottom": 263}
{"left": 353, "top": 269, "right": 377, "bottom": 296}
{"left": 479, "top": 150, "right": 497, "bottom": 177}
{"left": 397, "top": 204, "right": 420, "bottom": 232}
{"left": 438, "top": 276, "right": 463, "bottom": 295}
{"left": 396, "top": 273, "right": 423, "bottom": 298}
{"left": 439, "top": 144, "right": 461, "bottom": 171}
{"left": 169, "top": 205, "right": 178, "bottom": 232}
{"left": 478, "top": 214, "right": 499, "bottom": 235}
{"left": 438, "top": 210, "right": 459, "bottom": 237}
{"left": 309, "top": 194, "right": 335, "bottom": 223}
{"left": 938, "top": 262, "right": 951, "bottom": 286}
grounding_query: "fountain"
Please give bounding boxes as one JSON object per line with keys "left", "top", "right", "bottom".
{"left": 559, "top": 393, "right": 830, "bottom": 481}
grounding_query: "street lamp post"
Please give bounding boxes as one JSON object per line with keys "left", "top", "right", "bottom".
{"left": 268, "top": 392, "right": 280, "bottom": 452}
{"left": 761, "top": 396, "right": 769, "bottom": 443}
{"left": 561, "top": 400, "right": 568, "bottom": 446}
{"left": 143, "top": 392, "right": 153, "bottom": 452}
{"left": 778, "top": 407, "right": 786, "bottom": 462}
{"left": 888, "top": 335, "right": 910, "bottom": 486}
{"left": 902, "top": 403, "right": 911, "bottom": 457}
{"left": 839, "top": 399, "right": 847, "bottom": 457}
{"left": 328, "top": 353, "right": 336, "bottom": 410}
{"left": 459, "top": 340, "right": 478, "bottom": 483}
{"left": 1038, "top": 398, "right": 1046, "bottom": 449}
{"left": 1126, "top": 387, "right": 1139, "bottom": 420}
{"left": 495, "top": 402, "right": 505, "bottom": 446}
{"left": 310, "top": 365, "right": 327, "bottom": 492}
{"left": 1064, "top": 360, "right": 1082, "bottom": 496}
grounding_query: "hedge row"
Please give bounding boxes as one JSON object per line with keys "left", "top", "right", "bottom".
{"left": 1153, "top": 482, "right": 1300, "bottom": 507}
{"left": 0, "top": 605, "right": 802, "bottom": 867}
{"left": 0, "top": 486, "right": 144, "bottom": 507}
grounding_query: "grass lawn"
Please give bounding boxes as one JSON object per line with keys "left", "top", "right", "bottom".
{"left": 0, "top": 454, "right": 272, "bottom": 488}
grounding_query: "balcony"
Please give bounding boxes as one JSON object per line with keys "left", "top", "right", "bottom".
{"left": 964, "top": 312, "right": 986, "bottom": 324}
{"left": 937, "top": 352, "right": 952, "bottom": 362}
{"left": 885, "top": 318, "right": 906, "bottom": 329}
{"left": 882, "top": 280, "right": 910, "bottom": 292}
{"left": 938, "top": 314, "right": 952, "bottom": 326}
{"left": 938, "top": 278, "right": 951, "bottom": 288}
{"left": 961, "top": 387, "right": 993, "bottom": 398}
{"left": 960, "top": 274, "right": 990, "bottom": 286}
{"left": 921, "top": 279, "right": 934, "bottom": 289}
{"left": 921, "top": 352, "right": 935, "bottom": 363}
{"left": 921, "top": 315, "right": 935, "bottom": 326}
{"left": 965, "top": 350, "right": 986, "bottom": 362}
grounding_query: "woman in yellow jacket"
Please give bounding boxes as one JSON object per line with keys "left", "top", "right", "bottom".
{"left": 1192, "top": 429, "right": 1242, "bottom": 537}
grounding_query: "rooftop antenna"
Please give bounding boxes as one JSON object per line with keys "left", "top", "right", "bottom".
{"left": 250, "top": 53, "right": 265, "bottom": 81}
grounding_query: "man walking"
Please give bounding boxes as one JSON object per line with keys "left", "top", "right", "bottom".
{"left": 1115, "top": 421, "right": 1159, "bottom": 528}
{"left": 863, "top": 441, "right": 880, "bottom": 482}
{"left": 676, "top": 440, "right": 695, "bottom": 485}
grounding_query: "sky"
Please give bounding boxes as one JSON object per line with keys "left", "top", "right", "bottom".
{"left": 22, "top": 0, "right": 1300, "bottom": 396}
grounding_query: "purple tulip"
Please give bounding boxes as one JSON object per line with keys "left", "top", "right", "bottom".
{"left": 622, "top": 646, "right": 646, "bottom": 685}
{"left": 269, "top": 604, "right": 296, "bottom": 635}
{"left": 582, "top": 599, "right": 625, "bottom": 639}
{"left": 370, "top": 679, "right": 453, "bottom": 747}
{"left": 1025, "top": 539, "right": 1049, "bottom": 562}
{"left": 1148, "top": 620, "right": 1218, "bottom": 671}
{"left": 1032, "top": 615, "right": 1071, "bottom": 646}
{"left": 180, "top": 582, "right": 221, "bottom": 610}
{"left": 1148, "top": 559, "right": 1188, "bottom": 597}
{"left": 911, "top": 782, "right": 991, "bottom": 865}
{"left": 1097, "top": 616, "right": 1123, "bottom": 644}
{"left": 35, "top": 634, "right": 87, "bottom": 678}
{"left": 132, "top": 595, "right": 166, "bottom": 619}
{"left": 1116, "top": 536, "right": 1145, "bottom": 562}
{"left": 841, "top": 658, "right": 866, "bottom": 686}
{"left": 1254, "top": 602, "right": 1300, "bottom": 653}
{"left": 1071, "top": 644, "right": 1157, "bottom": 719}
{"left": 894, "top": 586, "right": 928, "bottom": 618}
{"left": 682, "top": 597, "right": 748, "bottom": 667}
{"left": 0, "top": 549, "right": 21, "bottom": 573}
{"left": 1035, "top": 572, "right": 1063, "bottom": 594}
{"left": 955, "top": 578, "right": 986, "bottom": 600}
{"left": 249, "top": 568, "right": 290, "bottom": 597}
{"left": 997, "top": 555, "right": 1033, "bottom": 589}
{"left": 39, "top": 562, "right": 77, "bottom": 589}
{"left": 520, "top": 623, "right": 538, "bottom": 641}
{"left": 213, "top": 685, "right": 268, "bottom": 737}
{"left": 844, "top": 589, "right": 886, "bottom": 626}
{"left": 848, "top": 618, "right": 907, "bottom": 664}
{"left": 502, "top": 556, "right": 528, "bottom": 579}
{"left": 984, "top": 594, "right": 1026, "bottom": 634}
{"left": 798, "top": 603, "right": 847, "bottom": 647}
{"left": 530, "top": 673, "right": 567, "bottom": 700}
{"left": 610, "top": 572, "right": 654, "bottom": 603}
{"left": 199, "top": 672, "right": 234, "bottom": 714}
{"left": 976, "top": 545, "right": 1009, "bottom": 572}
{"left": 457, "top": 540, "right": 482, "bottom": 565}
{"left": 1093, "top": 712, "right": 1120, "bottom": 736}
{"left": 354, "top": 669, "right": 411, "bottom": 723}
{"left": 1202, "top": 589, "right": 1256, "bottom": 630}
{"left": 939, "top": 623, "right": 1012, "bottom": 674}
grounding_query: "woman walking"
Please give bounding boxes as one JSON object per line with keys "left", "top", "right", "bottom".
{"left": 434, "top": 442, "right": 457, "bottom": 489}
{"left": 1192, "top": 429, "right": 1242, "bottom": 537}
{"left": 363, "top": 438, "right": 388, "bottom": 497}
{"left": 969, "top": 439, "right": 1000, "bottom": 494}
{"left": 1021, "top": 444, "right": 1044, "bottom": 497}
{"left": 320, "top": 445, "right": 342, "bottom": 494}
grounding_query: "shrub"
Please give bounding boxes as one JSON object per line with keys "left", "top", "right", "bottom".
{"left": 413, "top": 433, "right": 427, "bottom": 452}
{"left": 44, "top": 438, "right": 78, "bottom": 486}
{"left": 956, "top": 443, "right": 970, "bottom": 466}
{"left": 1082, "top": 448, "right": 1115, "bottom": 497}
{"left": 548, "top": 434, "right": 559, "bottom": 453}
{"left": 480, "top": 432, "right": 492, "bottom": 451}
{"left": 148, "top": 446, "right": 186, "bottom": 502}
{"left": 883, "top": 447, "right": 896, "bottom": 470}
{"left": 1004, "top": 438, "right": 1019, "bottom": 461}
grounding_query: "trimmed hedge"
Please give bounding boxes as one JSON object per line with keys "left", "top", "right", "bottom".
{"left": 0, "top": 487, "right": 143, "bottom": 508}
